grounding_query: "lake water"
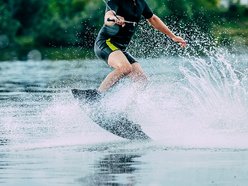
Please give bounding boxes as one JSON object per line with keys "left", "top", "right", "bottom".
{"left": 0, "top": 50, "right": 248, "bottom": 185}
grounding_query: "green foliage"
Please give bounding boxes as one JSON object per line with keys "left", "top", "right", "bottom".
{"left": 148, "top": 0, "right": 221, "bottom": 31}
{"left": 7, "top": 0, "right": 46, "bottom": 30}
{"left": 226, "top": 2, "right": 248, "bottom": 20}
{"left": 0, "top": 2, "right": 20, "bottom": 39}
{"left": 34, "top": 0, "right": 104, "bottom": 47}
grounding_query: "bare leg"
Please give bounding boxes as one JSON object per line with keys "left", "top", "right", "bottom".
{"left": 98, "top": 50, "right": 132, "bottom": 93}
{"left": 126, "top": 63, "right": 148, "bottom": 111}
{"left": 128, "top": 63, "right": 148, "bottom": 89}
{"left": 98, "top": 69, "right": 125, "bottom": 92}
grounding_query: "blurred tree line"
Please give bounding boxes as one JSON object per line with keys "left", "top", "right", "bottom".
{"left": 0, "top": 0, "right": 247, "bottom": 60}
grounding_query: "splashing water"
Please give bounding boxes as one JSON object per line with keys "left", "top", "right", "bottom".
{"left": 181, "top": 52, "right": 247, "bottom": 127}
{"left": 123, "top": 47, "right": 248, "bottom": 148}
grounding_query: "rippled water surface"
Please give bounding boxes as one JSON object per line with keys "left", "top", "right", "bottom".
{"left": 0, "top": 52, "right": 248, "bottom": 185}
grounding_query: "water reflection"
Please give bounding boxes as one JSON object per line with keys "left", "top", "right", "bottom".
{"left": 0, "top": 138, "right": 8, "bottom": 146}
{"left": 0, "top": 131, "right": 8, "bottom": 146}
{"left": 79, "top": 153, "right": 141, "bottom": 186}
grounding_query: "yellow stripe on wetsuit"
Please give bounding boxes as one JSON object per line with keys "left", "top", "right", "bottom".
{"left": 106, "top": 38, "right": 119, "bottom": 51}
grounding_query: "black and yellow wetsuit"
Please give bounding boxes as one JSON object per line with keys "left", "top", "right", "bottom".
{"left": 94, "top": 0, "right": 153, "bottom": 64}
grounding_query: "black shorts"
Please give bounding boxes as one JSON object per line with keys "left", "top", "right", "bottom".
{"left": 94, "top": 38, "right": 137, "bottom": 64}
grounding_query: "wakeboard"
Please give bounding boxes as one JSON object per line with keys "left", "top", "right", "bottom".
{"left": 71, "top": 89, "right": 150, "bottom": 140}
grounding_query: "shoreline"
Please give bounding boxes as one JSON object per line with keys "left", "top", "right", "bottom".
{"left": 1, "top": 45, "right": 248, "bottom": 62}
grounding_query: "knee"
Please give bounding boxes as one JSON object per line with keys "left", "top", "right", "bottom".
{"left": 117, "top": 64, "right": 132, "bottom": 75}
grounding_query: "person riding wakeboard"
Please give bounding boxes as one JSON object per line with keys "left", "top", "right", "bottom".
{"left": 93, "top": 0, "right": 187, "bottom": 97}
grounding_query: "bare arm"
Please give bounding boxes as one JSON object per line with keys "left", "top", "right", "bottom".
{"left": 148, "top": 14, "right": 187, "bottom": 47}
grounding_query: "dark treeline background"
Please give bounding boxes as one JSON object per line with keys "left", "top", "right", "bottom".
{"left": 0, "top": 0, "right": 247, "bottom": 61}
